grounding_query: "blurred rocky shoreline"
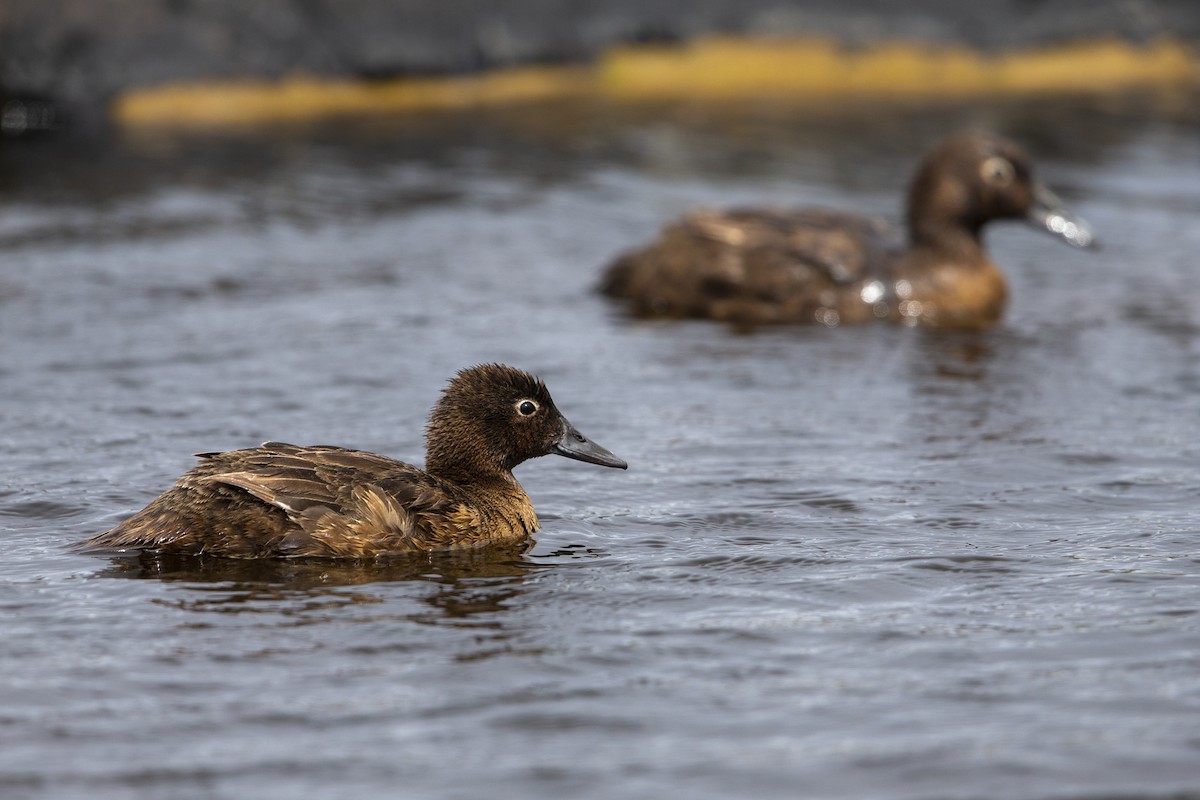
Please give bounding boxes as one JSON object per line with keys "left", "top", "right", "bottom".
{"left": 1, "top": 0, "right": 1198, "bottom": 132}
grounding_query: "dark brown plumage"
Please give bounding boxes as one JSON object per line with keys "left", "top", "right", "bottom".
{"left": 600, "top": 130, "right": 1095, "bottom": 329}
{"left": 83, "top": 364, "right": 627, "bottom": 559}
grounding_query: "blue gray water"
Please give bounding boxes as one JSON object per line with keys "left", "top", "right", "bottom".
{"left": 2, "top": 93, "right": 1198, "bottom": 799}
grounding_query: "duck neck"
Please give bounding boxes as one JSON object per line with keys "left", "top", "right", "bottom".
{"left": 424, "top": 408, "right": 522, "bottom": 488}
{"left": 907, "top": 214, "right": 986, "bottom": 264}
{"left": 425, "top": 449, "right": 518, "bottom": 489}
{"left": 905, "top": 164, "right": 989, "bottom": 264}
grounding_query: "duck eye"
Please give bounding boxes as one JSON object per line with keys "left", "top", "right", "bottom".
{"left": 980, "top": 156, "right": 1015, "bottom": 187}
{"left": 515, "top": 399, "right": 539, "bottom": 417}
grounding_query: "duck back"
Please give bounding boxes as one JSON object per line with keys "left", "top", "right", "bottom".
{"left": 601, "top": 208, "right": 903, "bottom": 326}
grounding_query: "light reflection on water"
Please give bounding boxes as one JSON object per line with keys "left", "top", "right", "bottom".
{"left": 1, "top": 91, "right": 1199, "bottom": 799}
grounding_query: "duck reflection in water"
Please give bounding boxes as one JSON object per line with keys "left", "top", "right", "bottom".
{"left": 96, "top": 544, "right": 536, "bottom": 623}
{"left": 600, "top": 130, "right": 1096, "bottom": 329}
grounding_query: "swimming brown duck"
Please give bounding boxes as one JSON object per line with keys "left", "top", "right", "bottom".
{"left": 83, "top": 364, "right": 627, "bottom": 558}
{"left": 599, "top": 130, "right": 1095, "bottom": 329}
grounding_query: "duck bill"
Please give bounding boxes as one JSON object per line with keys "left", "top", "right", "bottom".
{"left": 1026, "top": 183, "right": 1096, "bottom": 249}
{"left": 553, "top": 422, "right": 628, "bottom": 469}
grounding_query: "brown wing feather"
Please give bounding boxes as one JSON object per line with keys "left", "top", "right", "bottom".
{"left": 83, "top": 442, "right": 515, "bottom": 558}
{"left": 203, "top": 472, "right": 341, "bottom": 514}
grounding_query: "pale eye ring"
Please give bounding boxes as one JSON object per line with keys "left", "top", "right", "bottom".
{"left": 980, "top": 156, "right": 1015, "bottom": 186}
{"left": 515, "top": 399, "right": 539, "bottom": 417}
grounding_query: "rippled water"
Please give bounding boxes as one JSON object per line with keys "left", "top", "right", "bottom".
{"left": 2, "top": 92, "right": 1199, "bottom": 799}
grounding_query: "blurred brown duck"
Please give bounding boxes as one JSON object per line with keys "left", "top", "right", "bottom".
{"left": 600, "top": 130, "right": 1095, "bottom": 328}
{"left": 83, "top": 364, "right": 627, "bottom": 558}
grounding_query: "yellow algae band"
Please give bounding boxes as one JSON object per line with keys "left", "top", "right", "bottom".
{"left": 115, "top": 36, "right": 1198, "bottom": 128}
{"left": 115, "top": 66, "right": 594, "bottom": 128}
{"left": 599, "top": 36, "right": 1198, "bottom": 98}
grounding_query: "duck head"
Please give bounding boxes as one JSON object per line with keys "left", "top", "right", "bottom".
{"left": 906, "top": 131, "right": 1095, "bottom": 250}
{"left": 425, "top": 364, "right": 627, "bottom": 478}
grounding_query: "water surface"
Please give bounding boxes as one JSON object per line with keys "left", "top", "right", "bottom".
{"left": 2, "top": 92, "right": 1199, "bottom": 799}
